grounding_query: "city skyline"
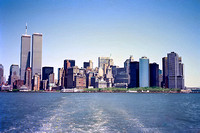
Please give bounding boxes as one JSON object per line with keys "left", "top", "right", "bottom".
{"left": 0, "top": 0, "right": 200, "bottom": 87}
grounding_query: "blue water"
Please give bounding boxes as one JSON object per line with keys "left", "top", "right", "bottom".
{"left": 0, "top": 93, "right": 200, "bottom": 133}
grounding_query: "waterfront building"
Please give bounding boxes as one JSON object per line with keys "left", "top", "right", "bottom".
{"left": 41, "top": 79, "right": 48, "bottom": 90}
{"left": 58, "top": 68, "right": 64, "bottom": 86}
{"left": 9, "top": 64, "right": 20, "bottom": 88}
{"left": 159, "top": 69, "right": 163, "bottom": 87}
{"left": 105, "top": 66, "right": 114, "bottom": 88}
{"left": 75, "top": 75, "right": 86, "bottom": 89}
{"left": 95, "top": 77, "right": 107, "bottom": 88}
{"left": 167, "top": 52, "right": 184, "bottom": 89}
{"left": 48, "top": 73, "right": 55, "bottom": 90}
{"left": 32, "top": 33, "right": 42, "bottom": 78}
{"left": 124, "top": 56, "right": 134, "bottom": 84}
{"left": 20, "top": 26, "right": 31, "bottom": 81}
{"left": 33, "top": 73, "right": 40, "bottom": 91}
{"left": 113, "top": 67, "right": 128, "bottom": 88}
{"left": 25, "top": 67, "right": 32, "bottom": 91}
{"left": 64, "top": 59, "right": 75, "bottom": 88}
{"left": 42, "top": 67, "right": 54, "bottom": 80}
{"left": 67, "top": 66, "right": 79, "bottom": 88}
{"left": 150, "top": 63, "right": 159, "bottom": 87}
{"left": 0, "top": 64, "right": 4, "bottom": 84}
{"left": 139, "top": 57, "right": 149, "bottom": 87}
{"left": 13, "top": 80, "right": 24, "bottom": 89}
{"left": 129, "top": 61, "right": 139, "bottom": 88}
{"left": 162, "top": 57, "right": 168, "bottom": 88}
{"left": 86, "top": 72, "right": 94, "bottom": 88}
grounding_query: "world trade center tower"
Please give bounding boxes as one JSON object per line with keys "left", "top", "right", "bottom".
{"left": 32, "top": 33, "right": 42, "bottom": 78}
{"left": 20, "top": 25, "right": 31, "bottom": 81}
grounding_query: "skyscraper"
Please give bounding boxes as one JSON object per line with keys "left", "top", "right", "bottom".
{"left": 32, "top": 33, "right": 42, "bottom": 78}
{"left": 58, "top": 68, "right": 64, "bottom": 86}
{"left": 167, "top": 52, "right": 185, "bottom": 89}
{"left": 139, "top": 57, "right": 149, "bottom": 87}
{"left": 25, "top": 67, "right": 32, "bottom": 91}
{"left": 42, "top": 67, "right": 54, "bottom": 80}
{"left": 162, "top": 57, "right": 168, "bottom": 88}
{"left": 83, "top": 60, "right": 93, "bottom": 69}
{"left": 64, "top": 59, "right": 75, "bottom": 70}
{"left": 98, "top": 57, "right": 114, "bottom": 68}
{"left": 9, "top": 64, "right": 20, "bottom": 88}
{"left": 33, "top": 73, "right": 40, "bottom": 91}
{"left": 0, "top": 64, "right": 4, "bottom": 84}
{"left": 20, "top": 25, "right": 31, "bottom": 81}
{"left": 150, "top": 63, "right": 159, "bottom": 87}
{"left": 129, "top": 61, "right": 139, "bottom": 88}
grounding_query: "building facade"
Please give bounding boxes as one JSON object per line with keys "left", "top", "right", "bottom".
{"left": 25, "top": 67, "right": 32, "bottom": 91}
{"left": 32, "top": 33, "right": 42, "bottom": 78}
{"left": 42, "top": 67, "right": 54, "bottom": 80}
{"left": 20, "top": 34, "right": 31, "bottom": 81}
{"left": 129, "top": 61, "right": 139, "bottom": 88}
{"left": 150, "top": 63, "right": 159, "bottom": 87}
{"left": 139, "top": 57, "right": 149, "bottom": 87}
{"left": 0, "top": 64, "right": 4, "bottom": 84}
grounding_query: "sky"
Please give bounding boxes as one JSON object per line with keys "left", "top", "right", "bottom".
{"left": 0, "top": 0, "right": 200, "bottom": 87}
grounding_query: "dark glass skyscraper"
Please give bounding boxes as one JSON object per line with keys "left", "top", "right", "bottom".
{"left": 129, "top": 61, "right": 139, "bottom": 88}
{"left": 42, "top": 67, "right": 54, "bottom": 80}
{"left": 32, "top": 33, "right": 42, "bottom": 78}
{"left": 0, "top": 64, "right": 4, "bottom": 84}
{"left": 64, "top": 60, "right": 75, "bottom": 70}
{"left": 150, "top": 63, "right": 159, "bottom": 87}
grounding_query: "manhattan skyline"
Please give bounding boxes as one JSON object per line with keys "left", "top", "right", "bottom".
{"left": 0, "top": 0, "right": 200, "bottom": 87}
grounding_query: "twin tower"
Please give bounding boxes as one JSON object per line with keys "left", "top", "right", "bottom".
{"left": 20, "top": 25, "right": 42, "bottom": 82}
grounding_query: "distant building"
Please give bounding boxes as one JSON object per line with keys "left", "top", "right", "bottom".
{"left": 83, "top": 60, "right": 93, "bottom": 69}
{"left": 13, "top": 80, "right": 24, "bottom": 89}
{"left": 162, "top": 57, "right": 168, "bottom": 88}
{"left": 113, "top": 67, "right": 128, "bottom": 88}
{"left": 58, "top": 68, "right": 64, "bottom": 87}
{"left": 86, "top": 72, "right": 94, "bottom": 88}
{"left": 9, "top": 64, "right": 20, "bottom": 88}
{"left": 129, "top": 61, "right": 139, "bottom": 88}
{"left": 167, "top": 52, "right": 184, "bottom": 89}
{"left": 41, "top": 80, "right": 48, "bottom": 90}
{"left": 67, "top": 66, "right": 79, "bottom": 88}
{"left": 105, "top": 66, "right": 114, "bottom": 88}
{"left": 0, "top": 64, "right": 4, "bottom": 84}
{"left": 139, "top": 57, "right": 149, "bottom": 87}
{"left": 48, "top": 73, "right": 55, "bottom": 90}
{"left": 20, "top": 34, "right": 31, "bottom": 81}
{"left": 64, "top": 59, "right": 75, "bottom": 70}
{"left": 150, "top": 63, "right": 159, "bottom": 87}
{"left": 95, "top": 78, "right": 107, "bottom": 88}
{"left": 42, "top": 67, "right": 54, "bottom": 80}
{"left": 25, "top": 67, "right": 32, "bottom": 91}
{"left": 64, "top": 59, "right": 75, "bottom": 88}
{"left": 33, "top": 73, "right": 40, "bottom": 91}
{"left": 32, "top": 33, "right": 42, "bottom": 78}
{"left": 124, "top": 55, "right": 134, "bottom": 84}
{"left": 75, "top": 75, "right": 86, "bottom": 89}
{"left": 98, "top": 57, "right": 114, "bottom": 76}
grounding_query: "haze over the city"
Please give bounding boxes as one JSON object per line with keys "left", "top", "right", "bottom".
{"left": 0, "top": 0, "right": 199, "bottom": 87}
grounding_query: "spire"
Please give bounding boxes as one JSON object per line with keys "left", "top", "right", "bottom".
{"left": 25, "top": 23, "right": 27, "bottom": 35}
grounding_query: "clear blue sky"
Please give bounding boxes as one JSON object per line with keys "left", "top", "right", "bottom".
{"left": 0, "top": 0, "right": 200, "bottom": 87}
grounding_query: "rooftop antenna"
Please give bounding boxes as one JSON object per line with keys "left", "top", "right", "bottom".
{"left": 25, "top": 23, "right": 27, "bottom": 35}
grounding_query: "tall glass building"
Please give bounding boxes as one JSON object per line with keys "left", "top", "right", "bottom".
{"left": 0, "top": 64, "right": 4, "bottom": 84}
{"left": 139, "top": 56, "right": 149, "bottom": 87}
{"left": 32, "top": 33, "right": 42, "bottom": 78}
{"left": 20, "top": 34, "right": 31, "bottom": 81}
